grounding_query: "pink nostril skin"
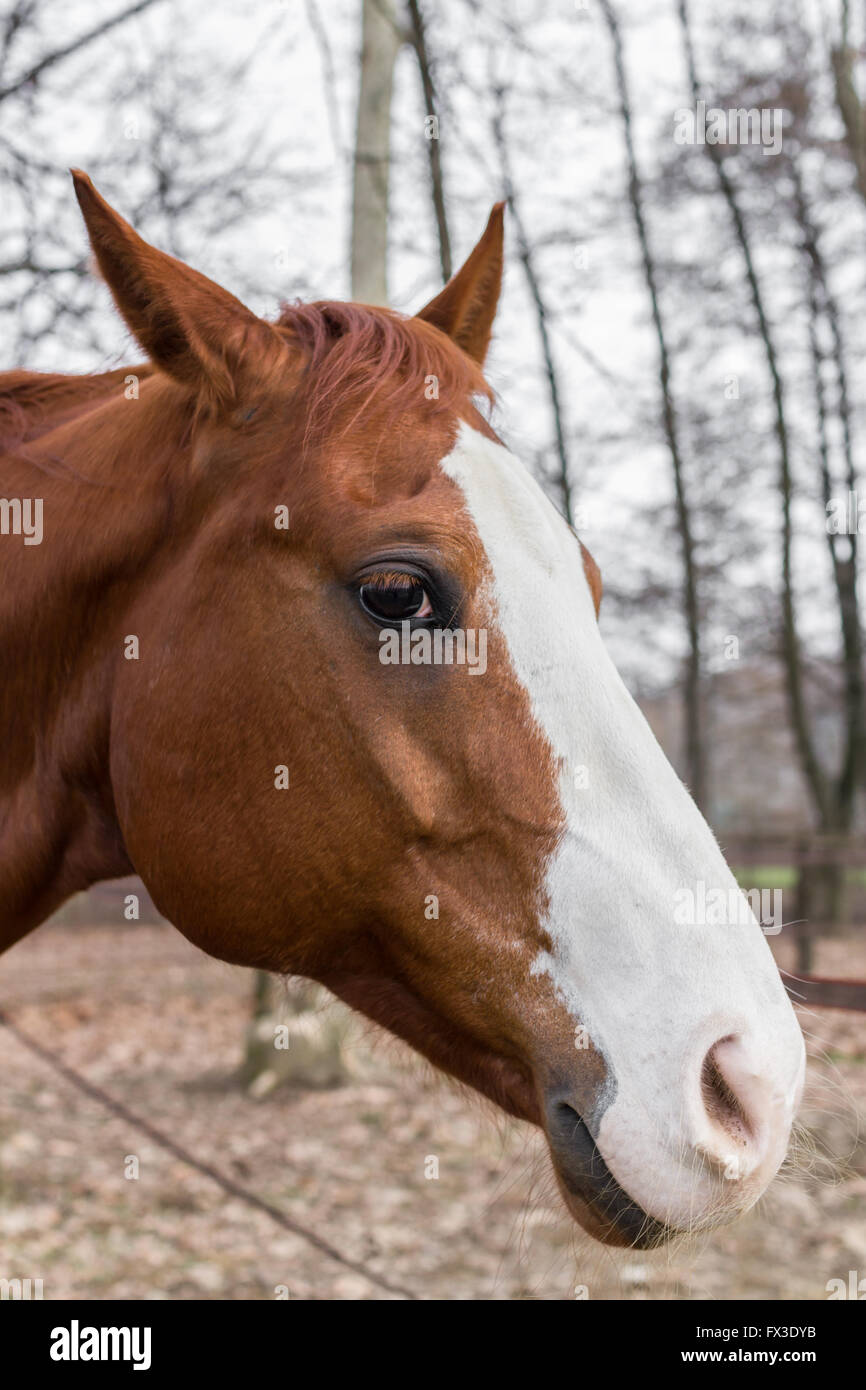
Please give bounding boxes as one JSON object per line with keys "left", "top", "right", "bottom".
{"left": 692, "top": 1035, "right": 796, "bottom": 1185}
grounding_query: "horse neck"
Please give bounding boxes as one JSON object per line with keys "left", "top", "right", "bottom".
{"left": 0, "top": 370, "right": 192, "bottom": 946}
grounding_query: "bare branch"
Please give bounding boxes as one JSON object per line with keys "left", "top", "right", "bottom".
{"left": 490, "top": 83, "right": 573, "bottom": 529}
{"left": 0, "top": 0, "right": 166, "bottom": 105}
{"left": 407, "top": 0, "right": 452, "bottom": 283}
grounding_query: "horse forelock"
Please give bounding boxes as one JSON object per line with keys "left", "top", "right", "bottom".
{"left": 275, "top": 300, "right": 494, "bottom": 444}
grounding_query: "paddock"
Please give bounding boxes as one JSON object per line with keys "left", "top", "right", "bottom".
{"left": 1, "top": 911, "right": 863, "bottom": 1301}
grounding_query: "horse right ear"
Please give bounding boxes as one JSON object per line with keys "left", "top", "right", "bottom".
{"left": 71, "top": 170, "right": 277, "bottom": 408}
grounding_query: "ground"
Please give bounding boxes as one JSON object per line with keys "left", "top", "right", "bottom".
{"left": 1, "top": 921, "right": 864, "bottom": 1300}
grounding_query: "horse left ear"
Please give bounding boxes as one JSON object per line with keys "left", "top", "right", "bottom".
{"left": 415, "top": 203, "right": 505, "bottom": 366}
{"left": 71, "top": 169, "right": 277, "bottom": 408}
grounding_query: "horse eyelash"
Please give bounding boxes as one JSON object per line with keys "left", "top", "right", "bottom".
{"left": 365, "top": 571, "right": 423, "bottom": 590}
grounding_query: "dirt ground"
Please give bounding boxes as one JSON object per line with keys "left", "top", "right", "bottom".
{"left": 1, "top": 920, "right": 865, "bottom": 1301}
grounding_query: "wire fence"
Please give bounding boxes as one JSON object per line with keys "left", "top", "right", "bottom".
{"left": 0, "top": 1005, "right": 419, "bottom": 1301}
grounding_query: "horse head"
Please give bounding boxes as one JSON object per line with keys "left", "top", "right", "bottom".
{"left": 26, "top": 174, "right": 805, "bottom": 1246}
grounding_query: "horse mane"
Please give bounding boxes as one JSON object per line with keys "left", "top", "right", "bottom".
{"left": 0, "top": 300, "right": 493, "bottom": 463}
{"left": 275, "top": 300, "right": 494, "bottom": 440}
{"left": 0, "top": 366, "right": 154, "bottom": 458}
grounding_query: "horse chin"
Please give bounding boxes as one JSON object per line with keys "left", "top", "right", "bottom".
{"left": 319, "top": 969, "right": 542, "bottom": 1124}
{"left": 319, "top": 971, "right": 687, "bottom": 1245}
{"left": 549, "top": 1159, "right": 673, "bottom": 1250}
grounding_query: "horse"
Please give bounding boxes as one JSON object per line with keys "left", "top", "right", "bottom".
{"left": 0, "top": 172, "right": 804, "bottom": 1249}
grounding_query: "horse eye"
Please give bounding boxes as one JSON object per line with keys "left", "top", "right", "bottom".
{"left": 359, "top": 574, "right": 433, "bottom": 621}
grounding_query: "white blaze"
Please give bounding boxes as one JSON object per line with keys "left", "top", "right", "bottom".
{"left": 442, "top": 421, "right": 804, "bottom": 1229}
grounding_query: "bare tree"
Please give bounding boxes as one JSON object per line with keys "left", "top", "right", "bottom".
{"left": 0, "top": 2, "right": 304, "bottom": 366}
{"left": 489, "top": 83, "right": 574, "bottom": 527}
{"left": 0, "top": 0, "right": 165, "bottom": 105}
{"left": 601, "top": 0, "right": 705, "bottom": 808}
{"left": 790, "top": 157, "right": 865, "bottom": 848}
{"left": 829, "top": 0, "right": 865, "bottom": 201}
{"left": 675, "top": 0, "right": 866, "bottom": 933}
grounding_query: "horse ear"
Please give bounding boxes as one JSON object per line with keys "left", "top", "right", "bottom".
{"left": 71, "top": 170, "right": 271, "bottom": 406}
{"left": 415, "top": 203, "right": 505, "bottom": 366}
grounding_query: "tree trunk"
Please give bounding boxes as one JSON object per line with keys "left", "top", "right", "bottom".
{"left": 240, "top": 972, "right": 350, "bottom": 1096}
{"left": 830, "top": 33, "right": 866, "bottom": 203}
{"left": 351, "top": 0, "right": 403, "bottom": 303}
{"left": 241, "top": 0, "right": 406, "bottom": 1091}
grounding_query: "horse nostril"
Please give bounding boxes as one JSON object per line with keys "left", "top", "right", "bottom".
{"left": 701, "top": 1037, "right": 753, "bottom": 1145}
{"left": 695, "top": 1035, "right": 778, "bottom": 1184}
{"left": 550, "top": 1100, "right": 599, "bottom": 1163}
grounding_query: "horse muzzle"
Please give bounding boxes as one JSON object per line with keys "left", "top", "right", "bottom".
{"left": 542, "top": 1025, "right": 805, "bottom": 1247}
